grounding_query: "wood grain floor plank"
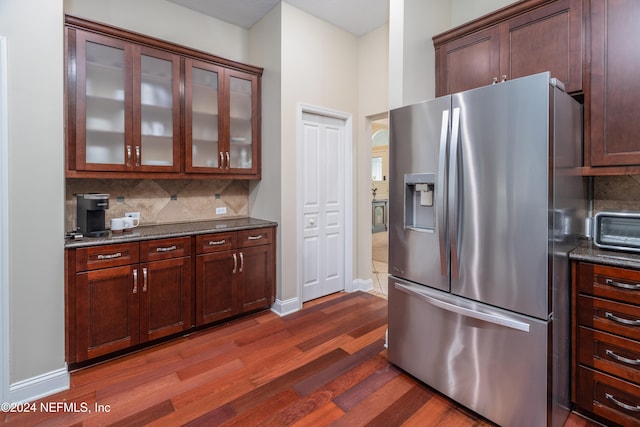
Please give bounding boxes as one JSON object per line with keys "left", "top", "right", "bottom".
{"left": 366, "top": 383, "right": 433, "bottom": 426}
{"left": 290, "top": 401, "right": 344, "bottom": 426}
{"left": 230, "top": 348, "right": 349, "bottom": 414}
{"left": 293, "top": 339, "right": 385, "bottom": 396}
{"left": 1, "top": 291, "right": 602, "bottom": 427}
{"left": 329, "top": 374, "right": 416, "bottom": 426}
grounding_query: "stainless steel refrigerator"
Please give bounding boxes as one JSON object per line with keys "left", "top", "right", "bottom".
{"left": 387, "top": 72, "right": 586, "bottom": 427}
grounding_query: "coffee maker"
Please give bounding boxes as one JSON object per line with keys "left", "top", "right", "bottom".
{"left": 76, "top": 193, "right": 109, "bottom": 237}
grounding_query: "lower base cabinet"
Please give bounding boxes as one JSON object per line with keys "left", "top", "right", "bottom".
{"left": 196, "top": 228, "right": 274, "bottom": 326}
{"left": 66, "top": 226, "right": 275, "bottom": 365}
{"left": 572, "top": 262, "right": 640, "bottom": 426}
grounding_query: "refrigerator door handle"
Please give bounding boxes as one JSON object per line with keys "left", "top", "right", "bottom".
{"left": 448, "top": 107, "right": 461, "bottom": 279}
{"left": 437, "top": 109, "right": 450, "bottom": 277}
{"left": 394, "top": 282, "right": 531, "bottom": 333}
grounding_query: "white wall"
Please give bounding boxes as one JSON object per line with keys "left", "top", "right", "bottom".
{"left": 357, "top": 24, "right": 390, "bottom": 284}
{"left": 64, "top": 0, "right": 249, "bottom": 63}
{"left": 279, "top": 3, "right": 359, "bottom": 303}
{"left": 451, "top": 0, "right": 518, "bottom": 27}
{"left": 0, "top": 0, "right": 67, "bottom": 398}
{"left": 249, "top": 5, "right": 283, "bottom": 298}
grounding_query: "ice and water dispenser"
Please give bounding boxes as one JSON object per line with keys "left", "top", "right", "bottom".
{"left": 404, "top": 173, "right": 435, "bottom": 231}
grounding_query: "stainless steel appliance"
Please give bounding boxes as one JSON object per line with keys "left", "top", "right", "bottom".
{"left": 592, "top": 210, "right": 640, "bottom": 252}
{"left": 76, "top": 193, "right": 109, "bottom": 237}
{"left": 388, "top": 72, "right": 587, "bottom": 427}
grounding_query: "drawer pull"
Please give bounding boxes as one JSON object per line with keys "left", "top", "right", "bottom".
{"left": 605, "top": 393, "right": 640, "bottom": 412}
{"left": 208, "top": 239, "right": 226, "bottom": 246}
{"left": 247, "top": 235, "right": 263, "bottom": 240}
{"left": 156, "top": 245, "right": 177, "bottom": 253}
{"left": 133, "top": 269, "right": 138, "bottom": 294}
{"left": 233, "top": 253, "right": 237, "bottom": 274}
{"left": 97, "top": 252, "right": 122, "bottom": 260}
{"left": 605, "top": 349, "right": 640, "bottom": 366}
{"left": 142, "top": 267, "right": 148, "bottom": 292}
{"left": 605, "top": 278, "right": 640, "bottom": 290}
{"left": 605, "top": 311, "right": 640, "bottom": 327}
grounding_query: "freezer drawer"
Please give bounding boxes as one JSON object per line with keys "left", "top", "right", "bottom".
{"left": 388, "top": 278, "right": 562, "bottom": 427}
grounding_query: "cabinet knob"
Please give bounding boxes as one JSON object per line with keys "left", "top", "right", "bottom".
{"left": 491, "top": 77, "right": 498, "bottom": 85}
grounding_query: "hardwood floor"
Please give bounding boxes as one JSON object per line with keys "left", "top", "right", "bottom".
{"left": 2, "top": 291, "right": 600, "bottom": 426}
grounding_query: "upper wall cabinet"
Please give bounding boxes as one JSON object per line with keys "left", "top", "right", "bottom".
{"left": 185, "top": 60, "right": 260, "bottom": 176}
{"left": 585, "top": 0, "right": 640, "bottom": 172}
{"left": 65, "top": 15, "right": 263, "bottom": 179}
{"left": 434, "top": 0, "right": 583, "bottom": 96}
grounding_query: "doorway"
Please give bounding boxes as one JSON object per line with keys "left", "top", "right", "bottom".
{"left": 297, "top": 104, "right": 353, "bottom": 303}
{"left": 370, "top": 114, "right": 389, "bottom": 298}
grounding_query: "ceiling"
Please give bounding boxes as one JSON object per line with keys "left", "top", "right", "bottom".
{"left": 167, "top": 0, "right": 389, "bottom": 37}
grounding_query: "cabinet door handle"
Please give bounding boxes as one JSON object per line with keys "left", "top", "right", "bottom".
{"left": 605, "top": 278, "right": 640, "bottom": 290}
{"left": 156, "top": 245, "right": 177, "bottom": 252}
{"left": 135, "top": 146, "right": 141, "bottom": 167}
{"left": 142, "top": 267, "right": 148, "bottom": 292}
{"left": 97, "top": 252, "right": 122, "bottom": 260}
{"left": 605, "top": 349, "right": 640, "bottom": 366}
{"left": 247, "top": 235, "right": 263, "bottom": 241}
{"left": 501, "top": 74, "right": 507, "bottom": 82}
{"left": 239, "top": 252, "right": 244, "bottom": 273}
{"left": 226, "top": 152, "right": 230, "bottom": 169}
{"left": 232, "top": 253, "right": 237, "bottom": 274}
{"left": 605, "top": 311, "right": 640, "bottom": 326}
{"left": 219, "top": 152, "right": 224, "bottom": 169}
{"left": 491, "top": 76, "right": 498, "bottom": 85}
{"left": 126, "top": 145, "right": 132, "bottom": 166}
{"left": 133, "top": 268, "right": 138, "bottom": 294}
{"left": 208, "top": 239, "right": 226, "bottom": 246}
{"left": 605, "top": 393, "right": 640, "bottom": 412}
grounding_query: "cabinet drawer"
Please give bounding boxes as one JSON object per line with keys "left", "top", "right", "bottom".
{"left": 196, "top": 232, "right": 235, "bottom": 254}
{"left": 578, "top": 295, "right": 640, "bottom": 342}
{"left": 576, "top": 366, "right": 640, "bottom": 426}
{"left": 578, "top": 263, "right": 640, "bottom": 305}
{"left": 140, "top": 237, "right": 191, "bottom": 262}
{"left": 75, "top": 243, "right": 139, "bottom": 271}
{"left": 578, "top": 326, "right": 640, "bottom": 384}
{"left": 238, "top": 227, "right": 273, "bottom": 248}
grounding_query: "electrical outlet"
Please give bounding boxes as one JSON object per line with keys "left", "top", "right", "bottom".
{"left": 215, "top": 207, "right": 227, "bottom": 215}
{"left": 125, "top": 212, "right": 141, "bottom": 220}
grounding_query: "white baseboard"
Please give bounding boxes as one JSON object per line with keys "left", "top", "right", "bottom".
{"left": 271, "top": 297, "right": 300, "bottom": 317}
{"left": 8, "top": 366, "right": 69, "bottom": 404}
{"left": 351, "top": 278, "right": 374, "bottom": 292}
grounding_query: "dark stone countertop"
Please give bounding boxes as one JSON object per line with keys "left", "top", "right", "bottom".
{"left": 570, "top": 238, "right": 640, "bottom": 270}
{"left": 65, "top": 217, "right": 278, "bottom": 249}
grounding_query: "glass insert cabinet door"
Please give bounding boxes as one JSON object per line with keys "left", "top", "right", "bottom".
{"left": 75, "top": 31, "right": 130, "bottom": 171}
{"left": 133, "top": 47, "right": 180, "bottom": 171}
{"left": 227, "top": 70, "right": 258, "bottom": 172}
{"left": 185, "top": 59, "right": 223, "bottom": 171}
{"left": 74, "top": 31, "right": 180, "bottom": 172}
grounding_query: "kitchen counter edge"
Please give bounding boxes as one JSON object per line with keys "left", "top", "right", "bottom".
{"left": 570, "top": 238, "right": 640, "bottom": 270}
{"left": 65, "top": 217, "right": 278, "bottom": 249}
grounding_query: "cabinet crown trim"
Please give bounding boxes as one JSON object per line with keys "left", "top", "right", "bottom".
{"left": 433, "top": 0, "right": 563, "bottom": 46}
{"left": 64, "top": 14, "right": 263, "bottom": 76}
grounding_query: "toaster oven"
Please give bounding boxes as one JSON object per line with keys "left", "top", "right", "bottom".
{"left": 592, "top": 211, "right": 640, "bottom": 252}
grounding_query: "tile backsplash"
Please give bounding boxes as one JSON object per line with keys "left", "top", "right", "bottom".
{"left": 66, "top": 179, "right": 248, "bottom": 232}
{"left": 594, "top": 175, "right": 640, "bottom": 212}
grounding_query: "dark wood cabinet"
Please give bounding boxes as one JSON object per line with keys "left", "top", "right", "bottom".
{"left": 68, "top": 237, "right": 191, "bottom": 363}
{"left": 65, "top": 15, "right": 262, "bottom": 179}
{"left": 585, "top": 0, "right": 640, "bottom": 172}
{"left": 66, "top": 227, "right": 275, "bottom": 365}
{"left": 572, "top": 262, "right": 640, "bottom": 426}
{"left": 195, "top": 227, "right": 275, "bottom": 326}
{"left": 185, "top": 61, "right": 260, "bottom": 177}
{"left": 139, "top": 238, "right": 192, "bottom": 342}
{"left": 434, "top": 0, "right": 583, "bottom": 96}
